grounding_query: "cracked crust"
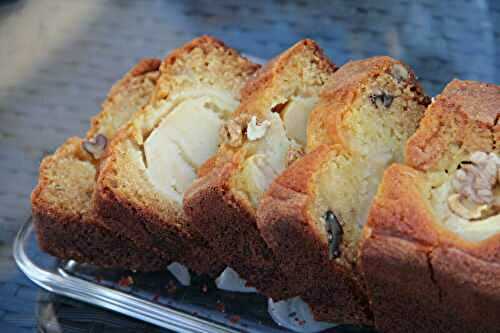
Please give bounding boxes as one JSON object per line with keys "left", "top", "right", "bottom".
{"left": 95, "top": 36, "right": 259, "bottom": 276}
{"left": 361, "top": 80, "right": 500, "bottom": 332}
{"left": 31, "top": 59, "right": 170, "bottom": 270}
{"left": 183, "top": 39, "right": 336, "bottom": 299}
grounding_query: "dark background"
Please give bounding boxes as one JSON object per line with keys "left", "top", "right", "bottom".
{"left": 0, "top": 0, "right": 499, "bottom": 332}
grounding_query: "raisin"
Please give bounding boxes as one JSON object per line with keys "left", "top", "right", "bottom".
{"left": 369, "top": 91, "right": 394, "bottom": 108}
{"left": 324, "top": 210, "right": 343, "bottom": 259}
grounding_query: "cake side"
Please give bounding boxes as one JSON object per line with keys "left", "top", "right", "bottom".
{"left": 31, "top": 59, "right": 168, "bottom": 270}
{"left": 361, "top": 164, "right": 500, "bottom": 333}
{"left": 32, "top": 138, "right": 169, "bottom": 270}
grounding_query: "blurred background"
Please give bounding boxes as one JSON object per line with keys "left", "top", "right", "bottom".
{"left": 0, "top": 0, "right": 499, "bottom": 332}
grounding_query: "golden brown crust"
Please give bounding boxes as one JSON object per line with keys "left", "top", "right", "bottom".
{"left": 155, "top": 35, "right": 260, "bottom": 102}
{"left": 183, "top": 39, "right": 336, "bottom": 299}
{"left": 239, "top": 39, "right": 335, "bottom": 103}
{"left": 257, "top": 146, "right": 334, "bottom": 279}
{"left": 361, "top": 164, "right": 500, "bottom": 332}
{"left": 406, "top": 79, "right": 500, "bottom": 171}
{"left": 362, "top": 165, "right": 441, "bottom": 245}
{"left": 196, "top": 155, "right": 217, "bottom": 178}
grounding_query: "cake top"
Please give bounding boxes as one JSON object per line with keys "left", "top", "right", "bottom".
{"left": 438, "top": 79, "right": 500, "bottom": 125}
{"left": 154, "top": 35, "right": 260, "bottom": 103}
{"left": 406, "top": 79, "right": 500, "bottom": 171}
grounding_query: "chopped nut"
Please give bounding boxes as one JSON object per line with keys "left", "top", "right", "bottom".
{"left": 246, "top": 116, "right": 271, "bottom": 141}
{"left": 391, "top": 64, "right": 409, "bottom": 83}
{"left": 447, "top": 194, "right": 491, "bottom": 220}
{"left": 452, "top": 152, "right": 499, "bottom": 205}
{"left": 286, "top": 140, "right": 305, "bottom": 166}
{"left": 82, "top": 134, "right": 107, "bottom": 159}
{"left": 220, "top": 119, "right": 243, "bottom": 147}
{"left": 369, "top": 90, "right": 394, "bottom": 109}
{"left": 448, "top": 152, "right": 499, "bottom": 220}
{"left": 324, "top": 210, "right": 343, "bottom": 259}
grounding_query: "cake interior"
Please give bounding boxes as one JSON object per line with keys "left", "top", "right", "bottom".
{"left": 311, "top": 71, "right": 427, "bottom": 265}
{"left": 232, "top": 95, "right": 320, "bottom": 209}
{"left": 142, "top": 89, "right": 239, "bottom": 202}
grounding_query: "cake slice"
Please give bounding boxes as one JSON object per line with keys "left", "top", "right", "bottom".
{"left": 31, "top": 59, "right": 170, "bottom": 270}
{"left": 360, "top": 80, "right": 500, "bottom": 333}
{"left": 256, "top": 56, "right": 430, "bottom": 324}
{"left": 183, "top": 39, "right": 336, "bottom": 299}
{"left": 95, "top": 36, "right": 259, "bottom": 276}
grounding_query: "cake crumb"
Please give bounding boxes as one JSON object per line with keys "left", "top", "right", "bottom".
{"left": 229, "top": 315, "right": 241, "bottom": 324}
{"left": 118, "top": 276, "right": 134, "bottom": 287}
{"left": 215, "top": 301, "right": 226, "bottom": 313}
{"left": 165, "top": 280, "right": 177, "bottom": 294}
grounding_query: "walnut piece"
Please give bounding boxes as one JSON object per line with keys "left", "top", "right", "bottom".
{"left": 82, "top": 134, "right": 107, "bottom": 159}
{"left": 246, "top": 116, "right": 271, "bottom": 141}
{"left": 447, "top": 194, "right": 491, "bottom": 220}
{"left": 448, "top": 151, "right": 499, "bottom": 220}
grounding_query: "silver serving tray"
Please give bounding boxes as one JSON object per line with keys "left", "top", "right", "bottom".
{"left": 14, "top": 217, "right": 371, "bottom": 333}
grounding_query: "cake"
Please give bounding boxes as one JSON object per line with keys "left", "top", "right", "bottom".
{"left": 360, "top": 79, "right": 500, "bottom": 332}
{"left": 256, "top": 56, "right": 429, "bottom": 324}
{"left": 31, "top": 59, "right": 171, "bottom": 270}
{"left": 183, "top": 39, "right": 336, "bottom": 299}
{"left": 94, "top": 36, "right": 259, "bottom": 275}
